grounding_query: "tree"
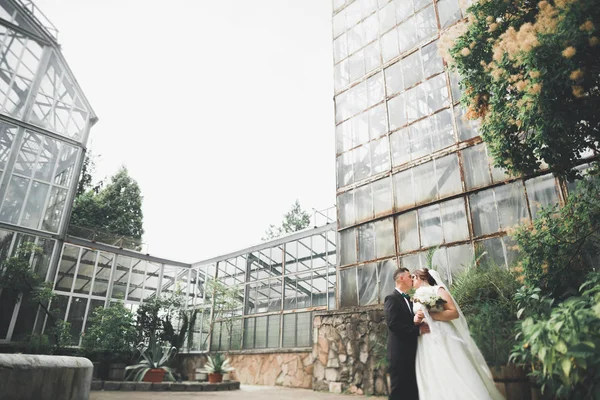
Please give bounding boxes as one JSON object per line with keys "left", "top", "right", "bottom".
{"left": 76, "top": 151, "right": 102, "bottom": 197}
{"left": 262, "top": 199, "right": 311, "bottom": 240}
{"left": 70, "top": 167, "right": 144, "bottom": 240}
{"left": 443, "top": 0, "right": 600, "bottom": 179}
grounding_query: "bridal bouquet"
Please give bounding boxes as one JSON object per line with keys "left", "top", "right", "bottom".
{"left": 413, "top": 288, "right": 446, "bottom": 312}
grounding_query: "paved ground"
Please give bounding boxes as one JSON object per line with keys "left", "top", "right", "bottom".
{"left": 90, "top": 385, "right": 386, "bottom": 400}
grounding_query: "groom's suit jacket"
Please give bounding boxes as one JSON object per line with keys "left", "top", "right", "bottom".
{"left": 384, "top": 290, "right": 420, "bottom": 399}
{"left": 384, "top": 290, "right": 420, "bottom": 364}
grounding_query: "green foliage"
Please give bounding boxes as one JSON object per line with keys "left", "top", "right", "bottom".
{"left": 201, "top": 354, "right": 235, "bottom": 374}
{"left": 125, "top": 331, "right": 177, "bottom": 381}
{"left": 82, "top": 301, "right": 137, "bottom": 361}
{"left": 262, "top": 199, "right": 311, "bottom": 240}
{"left": 70, "top": 166, "right": 144, "bottom": 240}
{"left": 512, "top": 174, "right": 600, "bottom": 299}
{"left": 447, "top": 0, "right": 600, "bottom": 178}
{"left": 204, "top": 278, "right": 243, "bottom": 349}
{"left": 451, "top": 262, "right": 520, "bottom": 366}
{"left": 47, "top": 320, "right": 72, "bottom": 352}
{"left": 0, "top": 242, "right": 44, "bottom": 294}
{"left": 23, "top": 334, "right": 52, "bottom": 355}
{"left": 511, "top": 271, "right": 600, "bottom": 399}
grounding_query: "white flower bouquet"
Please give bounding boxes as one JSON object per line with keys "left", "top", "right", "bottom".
{"left": 413, "top": 288, "right": 447, "bottom": 312}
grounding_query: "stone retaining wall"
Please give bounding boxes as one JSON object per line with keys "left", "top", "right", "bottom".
{"left": 0, "top": 354, "right": 93, "bottom": 400}
{"left": 312, "top": 308, "right": 388, "bottom": 396}
{"left": 179, "top": 351, "right": 313, "bottom": 388}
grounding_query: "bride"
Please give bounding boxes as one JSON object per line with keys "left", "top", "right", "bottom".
{"left": 412, "top": 268, "right": 504, "bottom": 400}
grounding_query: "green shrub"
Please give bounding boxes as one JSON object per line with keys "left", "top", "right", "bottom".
{"left": 82, "top": 301, "right": 136, "bottom": 362}
{"left": 452, "top": 262, "right": 520, "bottom": 366}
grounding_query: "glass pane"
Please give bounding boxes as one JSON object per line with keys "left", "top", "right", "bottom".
{"left": 446, "top": 244, "right": 473, "bottom": 283}
{"left": 339, "top": 267, "right": 358, "bottom": 307}
{"left": 375, "top": 217, "right": 395, "bottom": 258}
{"left": 267, "top": 314, "right": 280, "bottom": 348}
{"left": 282, "top": 313, "right": 296, "bottom": 347}
{"left": 418, "top": 204, "right": 443, "bottom": 248}
{"left": 462, "top": 144, "right": 491, "bottom": 189}
{"left": 358, "top": 263, "right": 378, "bottom": 306}
{"left": 55, "top": 244, "right": 80, "bottom": 292}
{"left": 396, "top": 210, "right": 419, "bottom": 253}
{"left": 436, "top": 154, "right": 462, "bottom": 199}
{"left": 441, "top": 198, "right": 469, "bottom": 242}
{"left": 339, "top": 229, "right": 356, "bottom": 266}
{"left": 525, "top": 174, "right": 560, "bottom": 220}
{"left": 296, "top": 312, "right": 311, "bottom": 347}
{"left": 92, "top": 252, "right": 114, "bottom": 297}
{"left": 378, "top": 258, "right": 397, "bottom": 302}
{"left": 470, "top": 189, "right": 499, "bottom": 237}
{"left": 254, "top": 316, "right": 267, "bottom": 348}
{"left": 495, "top": 182, "right": 528, "bottom": 230}
{"left": 393, "top": 168, "right": 415, "bottom": 210}
{"left": 73, "top": 249, "right": 97, "bottom": 295}
{"left": 357, "top": 223, "right": 375, "bottom": 262}
{"left": 66, "top": 297, "right": 87, "bottom": 345}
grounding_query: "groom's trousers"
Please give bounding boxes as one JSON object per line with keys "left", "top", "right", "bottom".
{"left": 388, "top": 361, "right": 419, "bottom": 400}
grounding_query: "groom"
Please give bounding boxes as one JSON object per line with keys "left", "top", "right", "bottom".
{"left": 384, "top": 268, "right": 429, "bottom": 400}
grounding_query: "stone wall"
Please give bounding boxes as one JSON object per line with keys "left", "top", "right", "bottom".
{"left": 178, "top": 351, "right": 314, "bottom": 388}
{"left": 312, "top": 308, "right": 388, "bottom": 396}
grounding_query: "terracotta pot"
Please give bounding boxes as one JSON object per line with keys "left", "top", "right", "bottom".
{"left": 208, "top": 373, "right": 223, "bottom": 383}
{"left": 143, "top": 368, "right": 166, "bottom": 383}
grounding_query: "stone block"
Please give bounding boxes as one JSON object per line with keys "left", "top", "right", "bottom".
{"left": 104, "top": 381, "right": 121, "bottom": 391}
{"left": 231, "top": 381, "right": 241, "bottom": 389}
{"left": 203, "top": 383, "right": 218, "bottom": 391}
{"left": 329, "top": 382, "right": 343, "bottom": 394}
{"left": 187, "top": 383, "right": 204, "bottom": 391}
{"left": 135, "top": 382, "right": 152, "bottom": 391}
{"left": 152, "top": 382, "right": 172, "bottom": 391}
{"left": 325, "top": 368, "right": 340, "bottom": 382}
{"left": 120, "top": 382, "right": 136, "bottom": 391}
{"left": 313, "top": 380, "right": 329, "bottom": 392}
{"left": 90, "top": 380, "right": 104, "bottom": 391}
{"left": 171, "top": 383, "right": 187, "bottom": 391}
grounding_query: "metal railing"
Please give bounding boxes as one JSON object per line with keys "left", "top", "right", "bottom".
{"left": 16, "top": 0, "right": 59, "bottom": 41}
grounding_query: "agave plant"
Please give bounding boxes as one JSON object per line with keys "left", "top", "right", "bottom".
{"left": 201, "top": 353, "right": 235, "bottom": 374}
{"left": 124, "top": 331, "right": 178, "bottom": 381}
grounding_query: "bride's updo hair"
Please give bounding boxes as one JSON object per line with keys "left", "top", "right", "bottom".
{"left": 414, "top": 268, "right": 437, "bottom": 286}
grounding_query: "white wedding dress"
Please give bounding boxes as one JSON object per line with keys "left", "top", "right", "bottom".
{"left": 413, "top": 271, "right": 504, "bottom": 400}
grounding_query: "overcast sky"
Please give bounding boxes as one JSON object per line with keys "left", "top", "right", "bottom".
{"left": 34, "top": 0, "right": 336, "bottom": 263}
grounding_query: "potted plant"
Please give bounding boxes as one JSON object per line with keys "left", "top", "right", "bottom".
{"left": 125, "top": 331, "right": 178, "bottom": 382}
{"left": 201, "top": 354, "right": 235, "bottom": 383}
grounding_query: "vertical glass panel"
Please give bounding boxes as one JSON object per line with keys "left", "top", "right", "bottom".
{"left": 381, "top": 27, "right": 399, "bottom": 62}
{"left": 455, "top": 106, "right": 479, "bottom": 141}
{"left": 66, "top": 297, "right": 87, "bottom": 345}
{"left": 480, "top": 237, "right": 507, "bottom": 268}
{"left": 373, "top": 177, "right": 392, "bottom": 216}
{"left": 421, "top": 41, "right": 444, "bottom": 78}
{"left": 267, "top": 314, "right": 280, "bottom": 348}
{"left": 73, "top": 249, "right": 97, "bottom": 295}
{"left": 357, "top": 223, "right": 375, "bottom": 262}
{"left": 339, "top": 228, "right": 356, "bottom": 266}
{"left": 463, "top": 144, "right": 492, "bottom": 189}
{"left": 385, "top": 60, "right": 404, "bottom": 96}
{"left": 375, "top": 217, "right": 396, "bottom": 258}
{"left": 0, "top": 288, "right": 17, "bottom": 339}
{"left": 92, "top": 252, "right": 114, "bottom": 297}
{"left": 413, "top": 160, "right": 436, "bottom": 204}
{"left": 368, "top": 104, "right": 388, "bottom": 139}
{"left": 111, "top": 256, "right": 131, "bottom": 299}
{"left": 354, "top": 145, "right": 371, "bottom": 182}
{"left": 496, "top": 182, "right": 528, "bottom": 230}
{"left": 254, "top": 316, "right": 267, "bottom": 348}
{"left": 55, "top": 244, "right": 80, "bottom": 292}
{"left": 441, "top": 198, "right": 469, "bottom": 242}
{"left": 418, "top": 204, "right": 442, "bottom": 248}
{"left": 312, "top": 269, "right": 328, "bottom": 306}
{"left": 470, "top": 189, "right": 499, "bottom": 237}
{"left": 402, "top": 50, "right": 423, "bottom": 89}
{"left": 446, "top": 244, "right": 474, "bottom": 283}
{"left": 378, "top": 258, "right": 398, "bottom": 301}
{"left": 42, "top": 186, "right": 67, "bottom": 233}
{"left": 390, "top": 128, "right": 411, "bottom": 166}
{"left": 393, "top": 168, "right": 415, "bottom": 210}
{"left": 525, "top": 174, "right": 560, "bottom": 220}
{"left": 282, "top": 313, "right": 296, "bottom": 348}
{"left": 21, "top": 181, "right": 49, "bottom": 229}
{"left": 0, "top": 175, "right": 28, "bottom": 224}
{"left": 297, "top": 312, "right": 312, "bottom": 347}
{"left": 396, "top": 210, "right": 419, "bottom": 252}
{"left": 355, "top": 184, "right": 373, "bottom": 223}
{"left": 388, "top": 93, "right": 406, "bottom": 130}
{"left": 436, "top": 154, "right": 462, "bottom": 199}
{"left": 437, "top": 0, "right": 462, "bottom": 29}
{"left": 358, "top": 263, "right": 378, "bottom": 305}
{"left": 243, "top": 317, "right": 255, "bottom": 349}
{"left": 430, "top": 109, "right": 455, "bottom": 151}
{"left": 339, "top": 267, "right": 358, "bottom": 307}
{"left": 370, "top": 137, "right": 390, "bottom": 175}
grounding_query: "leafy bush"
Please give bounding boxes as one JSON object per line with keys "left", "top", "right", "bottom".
{"left": 452, "top": 262, "right": 520, "bottom": 366}
{"left": 443, "top": 0, "right": 600, "bottom": 178}
{"left": 201, "top": 354, "right": 235, "bottom": 374}
{"left": 512, "top": 271, "right": 600, "bottom": 399}
{"left": 82, "top": 301, "right": 136, "bottom": 362}
{"left": 511, "top": 174, "right": 600, "bottom": 299}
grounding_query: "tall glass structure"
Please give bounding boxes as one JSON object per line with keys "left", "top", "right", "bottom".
{"left": 0, "top": 0, "right": 97, "bottom": 342}
{"left": 333, "top": 0, "right": 571, "bottom": 308}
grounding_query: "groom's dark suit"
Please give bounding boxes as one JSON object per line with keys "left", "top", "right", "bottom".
{"left": 384, "top": 289, "right": 420, "bottom": 400}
